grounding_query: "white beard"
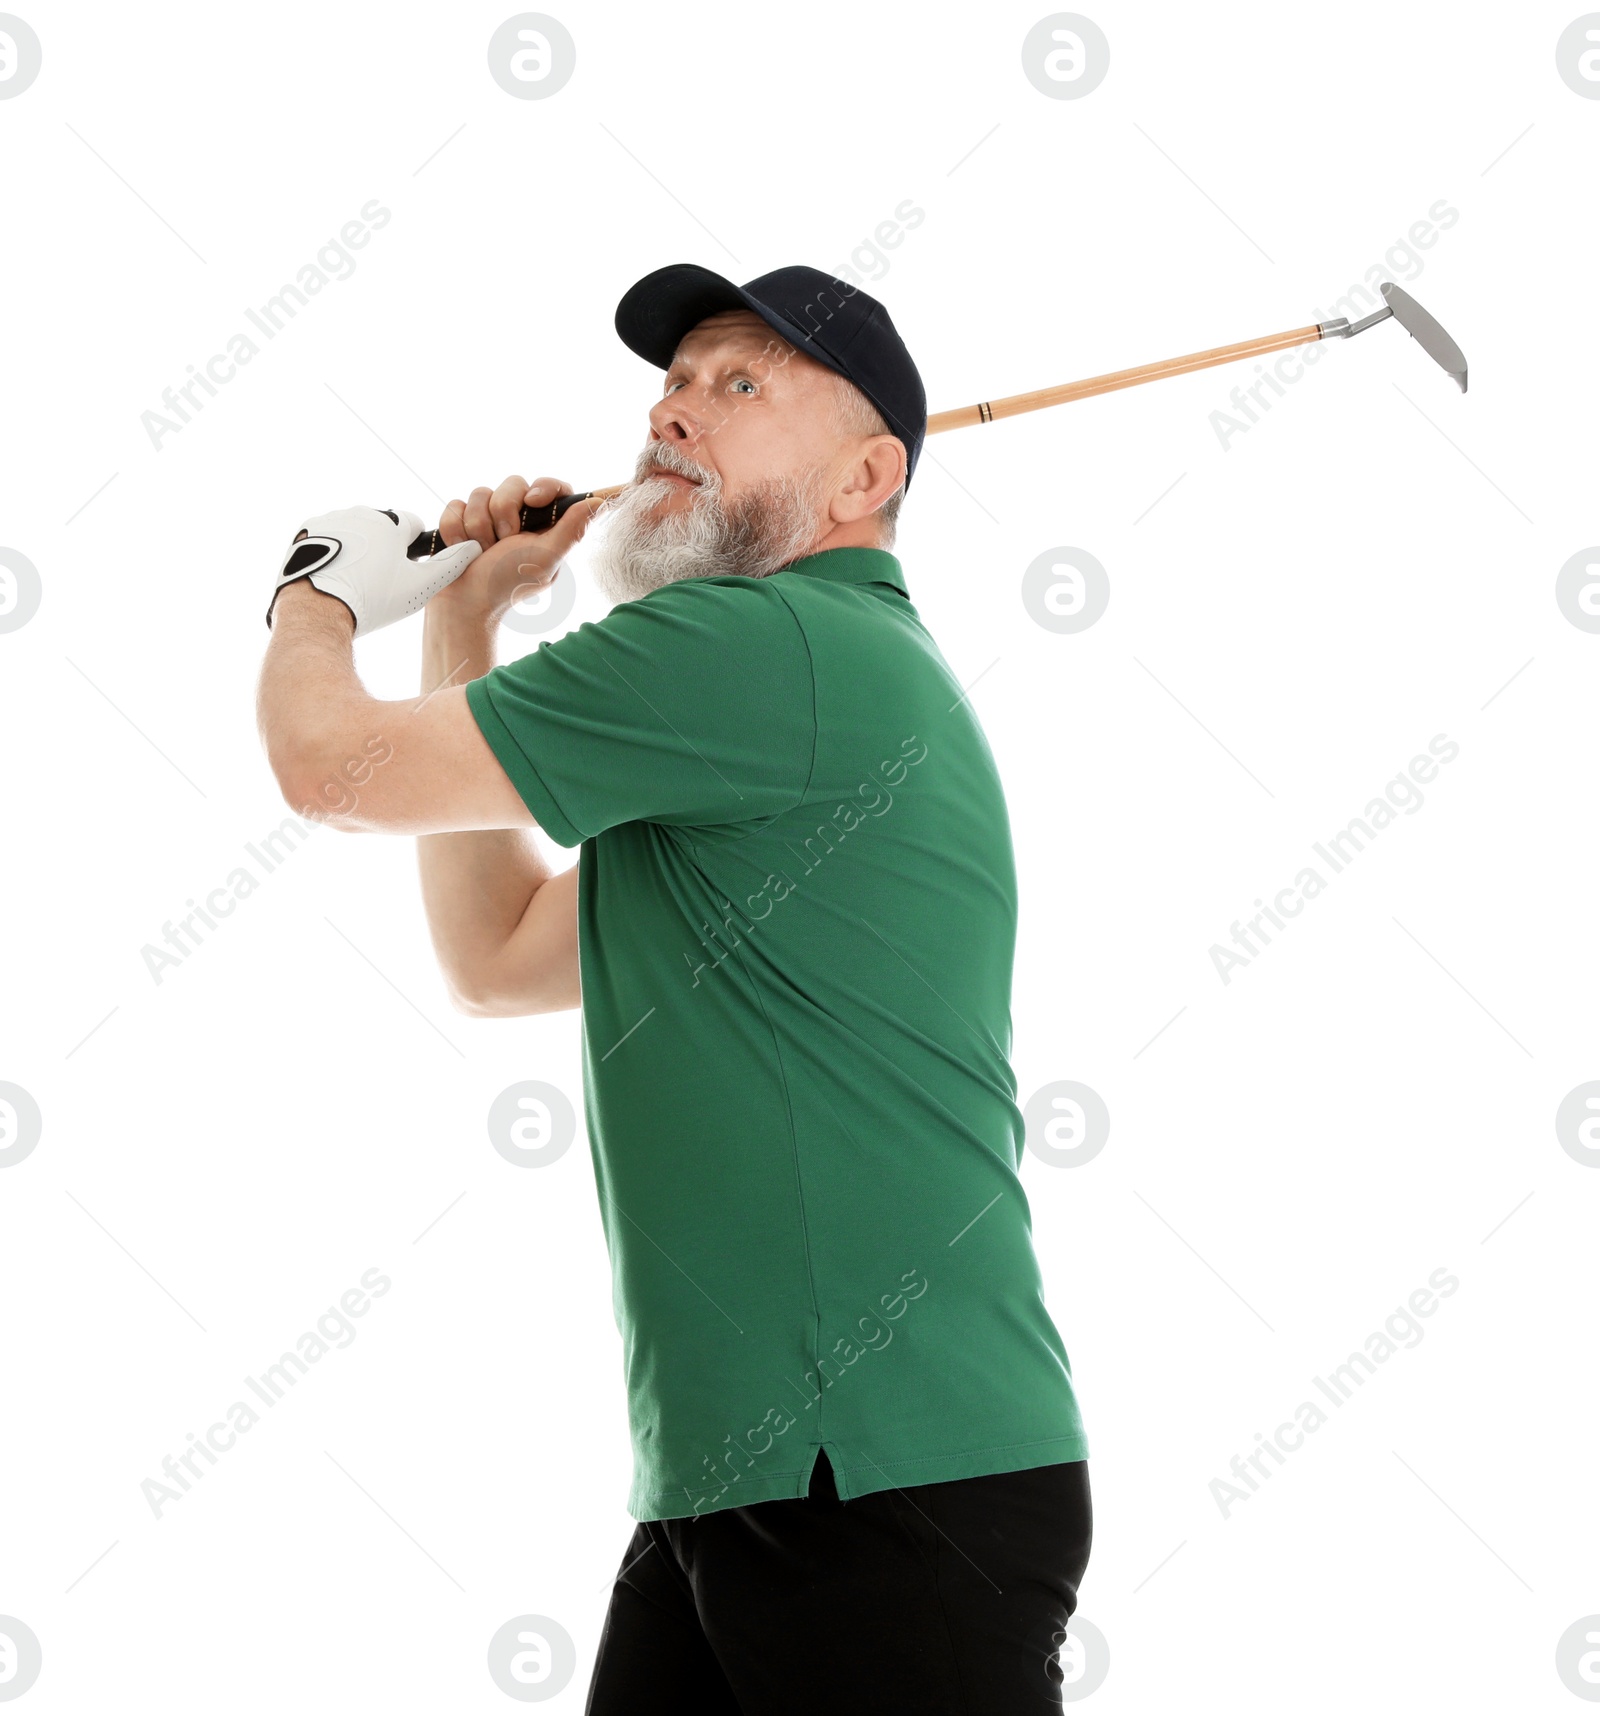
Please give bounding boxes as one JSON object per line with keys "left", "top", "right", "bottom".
{"left": 588, "top": 450, "right": 827, "bottom": 606}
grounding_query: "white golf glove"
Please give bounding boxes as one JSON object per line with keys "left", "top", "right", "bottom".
{"left": 266, "top": 506, "right": 482, "bottom": 637}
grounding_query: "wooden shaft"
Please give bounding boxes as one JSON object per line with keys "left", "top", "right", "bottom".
{"left": 513, "top": 322, "right": 1330, "bottom": 534}
{"left": 926, "top": 324, "right": 1324, "bottom": 434}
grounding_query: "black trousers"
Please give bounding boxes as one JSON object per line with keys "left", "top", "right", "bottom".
{"left": 586, "top": 1450, "right": 1092, "bottom": 1714}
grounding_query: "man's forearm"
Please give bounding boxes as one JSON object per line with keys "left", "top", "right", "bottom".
{"left": 416, "top": 601, "right": 573, "bottom": 1014}
{"left": 257, "top": 583, "right": 375, "bottom": 816}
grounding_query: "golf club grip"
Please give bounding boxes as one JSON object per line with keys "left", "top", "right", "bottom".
{"left": 521, "top": 492, "right": 593, "bottom": 533}
{"left": 404, "top": 491, "right": 595, "bottom": 561}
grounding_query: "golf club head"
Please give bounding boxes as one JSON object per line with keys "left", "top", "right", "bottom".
{"left": 1380, "top": 282, "right": 1468, "bottom": 393}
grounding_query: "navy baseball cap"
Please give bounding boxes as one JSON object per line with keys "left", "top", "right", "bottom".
{"left": 614, "top": 264, "right": 927, "bottom": 488}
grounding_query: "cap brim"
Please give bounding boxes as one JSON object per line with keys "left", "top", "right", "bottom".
{"left": 614, "top": 263, "right": 852, "bottom": 389}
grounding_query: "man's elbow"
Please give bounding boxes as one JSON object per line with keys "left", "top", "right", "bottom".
{"left": 272, "top": 755, "right": 363, "bottom": 833}
{"left": 268, "top": 734, "right": 395, "bottom": 833}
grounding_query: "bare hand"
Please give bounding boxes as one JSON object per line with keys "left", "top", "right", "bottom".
{"left": 431, "top": 475, "right": 599, "bottom": 620}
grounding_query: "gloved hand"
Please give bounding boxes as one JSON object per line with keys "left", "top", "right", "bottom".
{"left": 265, "top": 506, "right": 482, "bottom": 637}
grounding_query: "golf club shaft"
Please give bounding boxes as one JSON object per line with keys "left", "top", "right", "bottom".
{"left": 406, "top": 320, "right": 1330, "bottom": 556}
{"left": 926, "top": 323, "right": 1325, "bottom": 431}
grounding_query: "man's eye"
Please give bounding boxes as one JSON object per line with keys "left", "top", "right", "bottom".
{"left": 730, "top": 378, "right": 757, "bottom": 395}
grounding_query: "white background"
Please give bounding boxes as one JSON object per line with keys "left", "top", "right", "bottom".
{"left": 2, "top": 1, "right": 1597, "bottom": 1709}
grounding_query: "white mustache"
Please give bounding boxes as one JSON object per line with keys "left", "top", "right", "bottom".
{"left": 634, "top": 444, "right": 716, "bottom": 491}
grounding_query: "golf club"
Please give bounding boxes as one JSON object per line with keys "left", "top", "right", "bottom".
{"left": 404, "top": 279, "right": 1468, "bottom": 560}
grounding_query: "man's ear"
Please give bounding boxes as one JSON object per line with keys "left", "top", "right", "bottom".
{"left": 831, "top": 435, "right": 907, "bottom": 526}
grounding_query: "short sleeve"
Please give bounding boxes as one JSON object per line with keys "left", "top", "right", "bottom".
{"left": 465, "top": 578, "right": 816, "bottom": 847}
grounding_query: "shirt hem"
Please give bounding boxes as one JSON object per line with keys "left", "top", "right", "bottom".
{"left": 627, "top": 1430, "right": 1090, "bottom": 1522}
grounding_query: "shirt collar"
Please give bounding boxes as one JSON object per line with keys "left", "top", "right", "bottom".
{"left": 782, "top": 547, "right": 908, "bottom": 598}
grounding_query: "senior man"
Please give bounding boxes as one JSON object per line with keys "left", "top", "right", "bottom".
{"left": 258, "top": 264, "right": 1091, "bottom": 1713}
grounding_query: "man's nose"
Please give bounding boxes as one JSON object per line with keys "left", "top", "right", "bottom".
{"left": 648, "top": 391, "right": 703, "bottom": 444}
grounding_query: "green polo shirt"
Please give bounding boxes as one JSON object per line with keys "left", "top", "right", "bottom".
{"left": 465, "top": 546, "right": 1087, "bottom": 1520}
